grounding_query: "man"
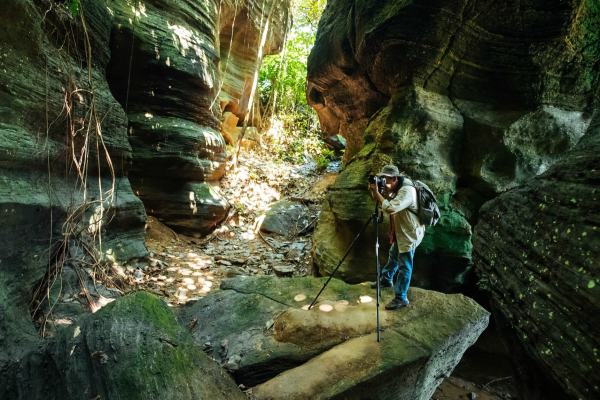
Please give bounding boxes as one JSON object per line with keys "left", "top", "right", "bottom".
{"left": 368, "top": 165, "right": 425, "bottom": 310}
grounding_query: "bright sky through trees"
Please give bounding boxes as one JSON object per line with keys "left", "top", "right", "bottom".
{"left": 259, "top": 0, "right": 327, "bottom": 114}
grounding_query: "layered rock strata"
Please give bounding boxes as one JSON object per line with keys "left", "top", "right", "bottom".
{"left": 106, "top": 0, "right": 227, "bottom": 236}
{"left": 218, "top": 0, "right": 289, "bottom": 119}
{"left": 308, "top": 0, "right": 599, "bottom": 289}
{"left": 473, "top": 113, "right": 600, "bottom": 400}
{"left": 106, "top": 0, "right": 289, "bottom": 236}
{"left": 181, "top": 276, "right": 489, "bottom": 398}
{"left": 0, "top": 0, "right": 147, "bottom": 370}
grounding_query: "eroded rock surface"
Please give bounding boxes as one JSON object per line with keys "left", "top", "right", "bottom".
{"left": 473, "top": 115, "right": 600, "bottom": 400}
{"left": 308, "top": 0, "right": 599, "bottom": 290}
{"left": 0, "top": 0, "right": 147, "bottom": 370}
{"left": 218, "top": 0, "right": 290, "bottom": 120}
{"left": 106, "top": 0, "right": 290, "bottom": 236}
{"left": 106, "top": 0, "right": 229, "bottom": 236}
{"left": 181, "top": 276, "right": 489, "bottom": 398}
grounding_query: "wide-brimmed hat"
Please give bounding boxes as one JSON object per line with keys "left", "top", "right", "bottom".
{"left": 376, "top": 165, "right": 403, "bottom": 177}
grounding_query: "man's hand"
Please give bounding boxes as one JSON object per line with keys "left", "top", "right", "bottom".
{"left": 369, "top": 181, "right": 385, "bottom": 203}
{"left": 368, "top": 181, "right": 378, "bottom": 197}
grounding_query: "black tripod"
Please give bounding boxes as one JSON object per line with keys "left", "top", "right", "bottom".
{"left": 308, "top": 201, "right": 385, "bottom": 342}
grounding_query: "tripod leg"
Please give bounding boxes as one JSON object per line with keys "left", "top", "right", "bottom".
{"left": 375, "top": 205, "right": 381, "bottom": 342}
{"left": 308, "top": 213, "right": 375, "bottom": 310}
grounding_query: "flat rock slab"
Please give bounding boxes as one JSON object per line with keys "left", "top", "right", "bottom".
{"left": 272, "top": 265, "right": 295, "bottom": 276}
{"left": 181, "top": 276, "right": 489, "bottom": 398}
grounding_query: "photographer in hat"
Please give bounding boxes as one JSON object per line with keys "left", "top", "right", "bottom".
{"left": 368, "top": 165, "right": 425, "bottom": 309}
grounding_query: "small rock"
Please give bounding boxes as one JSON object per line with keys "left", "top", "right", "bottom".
{"left": 225, "top": 354, "right": 242, "bottom": 371}
{"left": 226, "top": 268, "right": 243, "bottom": 278}
{"left": 217, "top": 260, "right": 232, "bottom": 266}
{"left": 272, "top": 265, "right": 295, "bottom": 277}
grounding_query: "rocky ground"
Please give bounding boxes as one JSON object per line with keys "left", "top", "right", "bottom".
{"left": 35, "top": 146, "right": 517, "bottom": 399}
{"left": 137, "top": 150, "right": 339, "bottom": 307}
{"left": 136, "top": 148, "right": 518, "bottom": 400}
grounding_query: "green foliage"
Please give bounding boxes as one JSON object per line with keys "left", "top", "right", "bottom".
{"left": 234, "top": 202, "right": 246, "bottom": 214}
{"left": 259, "top": 0, "right": 326, "bottom": 114}
{"left": 316, "top": 148, "right": 335, "bottom": 169}
{"left": 264, "top": 110, "right": 324, "bottom": 163}
{"left": 258, "top": 0, "right": 337, "bottom": 167}
{"left": 66, "top": 0, "right": 80, "bottom": 16}
{"left": 581, "top": 0, "right": 600, "bottom": 60}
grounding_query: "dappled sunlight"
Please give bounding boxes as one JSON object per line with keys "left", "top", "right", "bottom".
{"left": 360, "top": 296, "right": 373, "bottom": 304}
{"left": 241, "top": 231, "right": 256, "bottom": 240}
{"left": 88, "top": 205, "right": 105, "bottom": 235}
{"left": 138, "top": 142, "right": 327, "bottom": 306}
{"left": 166, "top": 21, "right": 214, "bottom": 87}
{"left": 300, "top": 299, "right": 354, "bottom": 313}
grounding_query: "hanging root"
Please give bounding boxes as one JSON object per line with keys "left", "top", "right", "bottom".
{"left": 30, "top": 2, "right": 133, "bottom": 338}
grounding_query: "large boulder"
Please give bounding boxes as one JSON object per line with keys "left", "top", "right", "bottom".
{"left": 0, "top": 0, "right": 147, "bottom": 370}
{"left": 258, "top": 200, "right": 310, "bottom": 236}
{"left": 0, "top": 291, "right": 246, "bottom": 400}
{"left": 473, "top": 114, "right": 600, "bottom": 400}
{"left": 180, "top": 276, "right": 489, "bottom": 398}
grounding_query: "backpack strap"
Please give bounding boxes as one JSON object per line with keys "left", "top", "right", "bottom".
{"left": 402, "top": 181, "right": 420, "bottom": 217}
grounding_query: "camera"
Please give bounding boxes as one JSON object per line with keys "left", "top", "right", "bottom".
{"left": 368, "top": 175, "right": 386, "bottom": 194}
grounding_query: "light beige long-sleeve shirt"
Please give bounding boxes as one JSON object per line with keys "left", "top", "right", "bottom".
{"left": 381, "top": 179, "right": 425, "bottom": 253}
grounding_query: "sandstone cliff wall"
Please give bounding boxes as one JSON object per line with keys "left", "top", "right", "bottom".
{"left": 0, "top": 0, "right": 147, "bottom": 368}
{"left": 106, "top": 0, "right": 288, "bottom": 237}
{"left": 308, "top": 0, "right": 599, "bottom": 289}
{"left": 307, "top": 0, "right": 600, "bottom": 398}
{"left": 474, "top": 110, "right": 600, "bottom": 400}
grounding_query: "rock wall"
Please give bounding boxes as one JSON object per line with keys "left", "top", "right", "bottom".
{"left": 307, "top": 0, "right": 600, "bottom": 397}
{"left": 473, "top": 112, "right": 600, "bottom": 400}
{"left": 0, "top": 0, "right": 148, "bottom": 370}
{"left": 218, "top": 0, "right": 290, "bottom": 120}
{"left": 308, "top": 0, "right": 599, "bottom": 290}
{"left": 106, "top": 0, "right": 289, "bottom": 236}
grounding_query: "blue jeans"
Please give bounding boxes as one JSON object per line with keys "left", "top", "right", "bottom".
{"left": 381, "top": 242, "right": 414, "bottom": 301}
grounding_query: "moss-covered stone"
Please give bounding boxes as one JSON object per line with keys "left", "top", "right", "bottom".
{"left": 2, "top": 291, "right": 245, "bottom": 400}
{"left": 192, "top": 276, "right": 489, "bottom": 399}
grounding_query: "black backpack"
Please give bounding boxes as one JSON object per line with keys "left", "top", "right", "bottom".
{"left": 405, "top": 181, "right": 440, "bottom": 227}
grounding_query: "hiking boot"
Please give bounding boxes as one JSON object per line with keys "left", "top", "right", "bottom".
{"left": 385, "top": 298, "right": 409, "bottom": 310}
{"left": 371, "top": 280, "right": 393, "bottom": 289}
